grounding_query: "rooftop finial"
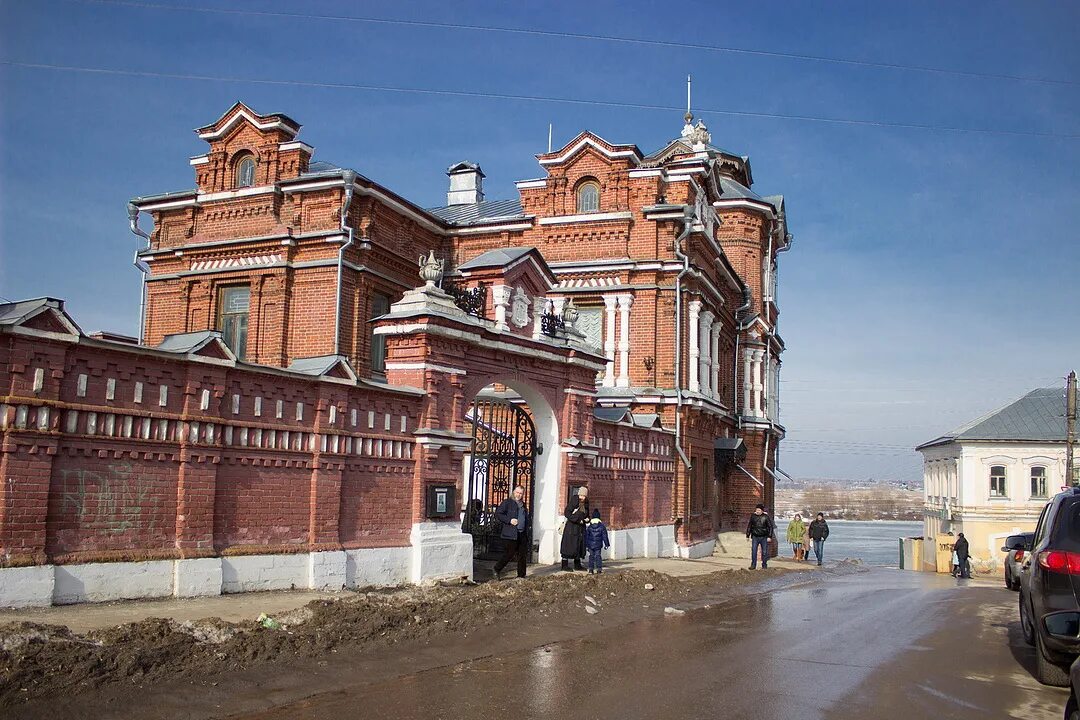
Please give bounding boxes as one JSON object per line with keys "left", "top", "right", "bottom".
{"left": 685, "top": 74, "right": 693, "bottom": 124}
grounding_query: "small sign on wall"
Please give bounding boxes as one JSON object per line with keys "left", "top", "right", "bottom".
{"left": 426, "top": 484, "right": 456, "bottom": 519}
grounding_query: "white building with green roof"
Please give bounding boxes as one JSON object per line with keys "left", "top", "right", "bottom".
{"left": 916, "top": 386, "right": 1075, "bottom": 572}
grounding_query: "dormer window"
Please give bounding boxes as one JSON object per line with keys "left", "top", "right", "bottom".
{"left": 576, "top": 180, "right": 600, "bottom": 214}
{"left": 235, "top": 155, "right": 256, "bottom": 188}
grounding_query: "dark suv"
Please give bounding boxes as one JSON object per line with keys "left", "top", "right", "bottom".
{"left": 1019, "top": 488, "right": 1080, "bottom": 687}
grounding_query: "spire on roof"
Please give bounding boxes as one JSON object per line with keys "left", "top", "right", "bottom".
{"left": 681, "top": 74, "right": 711, "bottom": 148}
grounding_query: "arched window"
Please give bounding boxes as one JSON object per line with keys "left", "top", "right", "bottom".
{"left": 576, "top": 180, "right": 600, "bottom": 213}
{"left": 1031, "top": 466, "right": 1048, "bottom": 498}
{"left": 990, "top": 465, "right": 1007, "bottom": 497}
{"left": 235, "top": 155, "right": 256, "bottom": 188}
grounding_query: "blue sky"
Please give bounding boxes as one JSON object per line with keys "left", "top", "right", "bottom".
{"left": 1, "top": 0, "right": 1078, "bottom": 482}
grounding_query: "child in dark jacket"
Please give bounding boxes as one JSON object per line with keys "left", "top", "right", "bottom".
{"left": 584, "top": 508, "right": 610, "bottom": 574}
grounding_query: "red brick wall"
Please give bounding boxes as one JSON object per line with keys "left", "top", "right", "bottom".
{"left": 0, "top": 332, "right": 422, "bottom": 566}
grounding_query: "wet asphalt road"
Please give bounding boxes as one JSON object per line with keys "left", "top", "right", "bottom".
{"left": 239, "top": 568, "right": 1066, "bottom": 720}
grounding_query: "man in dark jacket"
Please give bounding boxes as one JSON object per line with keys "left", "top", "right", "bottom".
{"left": 808, "top": 513, "right": 830, "bottom": 566}
{"left": 746, "top": 503, "right": 775, "bottom": 569}
{"left": 953, "top": 533, "right": 971, "bottom": 579}
{"left": 493, "top": 486, "right": 529, "bottom": 580}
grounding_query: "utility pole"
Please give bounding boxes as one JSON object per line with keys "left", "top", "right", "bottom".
{"left": 1068, "top": 370, "right": 1077, "bottom": 487}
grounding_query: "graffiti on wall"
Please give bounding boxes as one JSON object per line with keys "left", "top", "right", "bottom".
{"left": 57, "top": 461, "right": 164, "bottom": 536}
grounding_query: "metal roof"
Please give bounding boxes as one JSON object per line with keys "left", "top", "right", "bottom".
{"left": 287, "top": 355, "right": 355, "bottom": 378}
{"left": 157, "top": 330, "right": 224, "bottom": 353}
{"left": 593, "top": 407, "right": 631, "bottom": 424}
{"left": 918, "top": 387, "right": 1067, "bottom": 448}
{"left": 0, "top": 298, "right": 61, "bottom": 326}
{"left": 456, "top": 247, "right": 536, "bottom": 271}
{"left": 426, "top": 198, "right": 525, "bottom": 226}
{"left": 718, "top": 176, "right": 763, "bottom": 202}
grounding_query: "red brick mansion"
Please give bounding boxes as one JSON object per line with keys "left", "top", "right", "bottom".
{"left": 0, "top": 103, "right": 791, "bottom": 606}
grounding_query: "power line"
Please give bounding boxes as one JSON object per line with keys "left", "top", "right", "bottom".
{"left": 2, "top": 61, "right": 1078, "bottom": 140}
{"left": 73, "top": 0, "right": 1080, "bottom": 88}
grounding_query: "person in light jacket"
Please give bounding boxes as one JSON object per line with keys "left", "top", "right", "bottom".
{"left": 786, "top": 514, "right": 806, "bottom": 560}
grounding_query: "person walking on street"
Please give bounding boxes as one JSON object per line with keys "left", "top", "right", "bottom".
{"left": 561, "top": 486, "right": 590, "bottom": 571}
{"left": 746, "top": 503, "right": 775, "bottom": 569}
{"left": 808, "top": 513, "right": 829, "bottom": 566}
{"left": 492, "top": 486, "right": 529, "bottom": 580}
{"left": 953, "top": 533, "right": 971, "bottom": 579}
{"left": 801, "top": 522, "right": 812, "bottom": 562}
{"left": 584, "top": 508, "right": 610, "bottom": 574}
{"left": 786, "top": 514, "right": 806, "bottom": 561}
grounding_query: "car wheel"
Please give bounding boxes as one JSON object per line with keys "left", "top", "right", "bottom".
{"left": 1005, "top": 568, "right": 1012, "bottom": 589}
{"left": 1020, "top": 592, "right": 1036, "bottom": 646}
{"left": 1035, "top": 632, "right": 1070, "bottom": 687}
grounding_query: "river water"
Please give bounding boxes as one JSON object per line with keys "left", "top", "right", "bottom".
{"left": 774, "top": 519, "right": 922, "bottom": 567}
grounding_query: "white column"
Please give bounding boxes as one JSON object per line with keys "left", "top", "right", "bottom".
{"left": 752, "top": 349, "right": 765, "bottom": 417}
{"left": 491, "top": 284, "right": 511, "bottom": 331}
{"left": 710, "top": 321, "right": 722, "bottom": 401}
{"left": 602, "top": 295, "right": 618, "bottom": 387}
{"left": 698, "top": 310, "right": 713, "bottom": 396}
{"left": 616, "top": 294, "right": 633, "bottom": 388}
{"left": 531, "top": 297, "right": 548, "bottom": 339}
{"left": 688, "top": 300, "right": 702, "bottom": 393}
{"left": 742, "top": 347, "right": 752, "bottom": 415}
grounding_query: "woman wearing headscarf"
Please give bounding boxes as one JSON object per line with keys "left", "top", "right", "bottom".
{"left": 786, "top": 513, "right": 806, "bottom": 561}
{"left": 560, "top": 486, "right": 590, "bottom": 571}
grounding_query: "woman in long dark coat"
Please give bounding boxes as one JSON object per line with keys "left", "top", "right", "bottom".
{"left": 561, "top": 486, "right": 590, "bottom": 571}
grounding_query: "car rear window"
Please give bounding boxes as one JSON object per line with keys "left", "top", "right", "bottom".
{"left": 1053, "top": 498, "right": 1080, "bottom": 550}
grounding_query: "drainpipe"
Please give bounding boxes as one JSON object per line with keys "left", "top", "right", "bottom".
{"left": 333, "top": 170, "right": 358, "bottom": 356}
{"left": 127, "top": 203, "right": 151, "bottom": 345}
{"left": 672, "top": 205, "right": 694, "bottom": 472}
{"left": 672, "top": 205, "right": 695, "bottom": 538}
{"left": 732, "top": 283, "right": 752, "bottom": 430}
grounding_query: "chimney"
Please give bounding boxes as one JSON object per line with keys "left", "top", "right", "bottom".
{"left": 446, "top": 161, "right": 485, "bottom": 205}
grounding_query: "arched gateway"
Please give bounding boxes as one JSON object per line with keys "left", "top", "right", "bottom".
{"left": 375, "top": 249, "right": 605, "bottom": 578}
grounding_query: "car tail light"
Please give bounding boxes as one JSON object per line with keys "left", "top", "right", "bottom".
{"left": 1014, "top": 550, "right": 1025, "bottom": 562}
{"left": 1037, "top": 550, "right": 1080, "bottom": 574}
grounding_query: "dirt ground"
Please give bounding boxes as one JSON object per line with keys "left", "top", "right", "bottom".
{"left": 0, "top": 567, "right": 783, "bottom": 709}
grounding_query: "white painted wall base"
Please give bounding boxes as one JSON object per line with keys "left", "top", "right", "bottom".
{"left": 346, "top": 547, "right": 410, "bottom": 588}
{"left": 605, "top": 524, "right": 677, "bottom": 560}
{"left": 54, "top": 560, "right": 175, "bottom": 605}
{"left": 0, "top": 565, "right": 55, "bottom": 608}
{"left": 410, "top": 521, "right": 474, "bottom": 584}
{"left": 0, "top": 545, "right": 417, "bottom": 608}
{"left": 174, "top": 558, "right": 223, "bottom": 598}
{"left": 308, "top": 551, "right": 347, "bottom": 591}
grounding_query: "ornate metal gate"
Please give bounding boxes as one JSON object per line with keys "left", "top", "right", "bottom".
{"left": 463, "top": 399, "right": 537, "bottom": 561}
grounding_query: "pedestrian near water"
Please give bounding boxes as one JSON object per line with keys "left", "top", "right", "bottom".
{"left": 746, "top": 503, "right": 775, "bottom": 569}
{"left": 786, "top": 514, "right": 806, "bottom": 561}
{"left": 808, "top": 513, "right": 829, "bottom": 566}
{"left": 585, "top": 508, "right": 610, "bottom": 574}
{"left": 801, "top": 522, "right": 812, "bottom": 562}
{"left": 561, "top": 486, "right": 590, "bottom": 571}
{"left": 492, "top": 486, "right": 529, "bottom": 580}
{"left": 953, "top": 533, "right": 971, "bottom": 579}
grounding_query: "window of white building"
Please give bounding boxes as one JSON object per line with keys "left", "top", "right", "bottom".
{"left": 989, "top": 465, "right": 1007, "bottom": 498}
{"left": 1030, "top": 466, "right": 1048, "bottom": 498}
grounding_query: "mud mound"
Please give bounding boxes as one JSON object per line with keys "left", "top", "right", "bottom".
{"left": 0, "top": 568, "right": 743, "bottom": 706}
